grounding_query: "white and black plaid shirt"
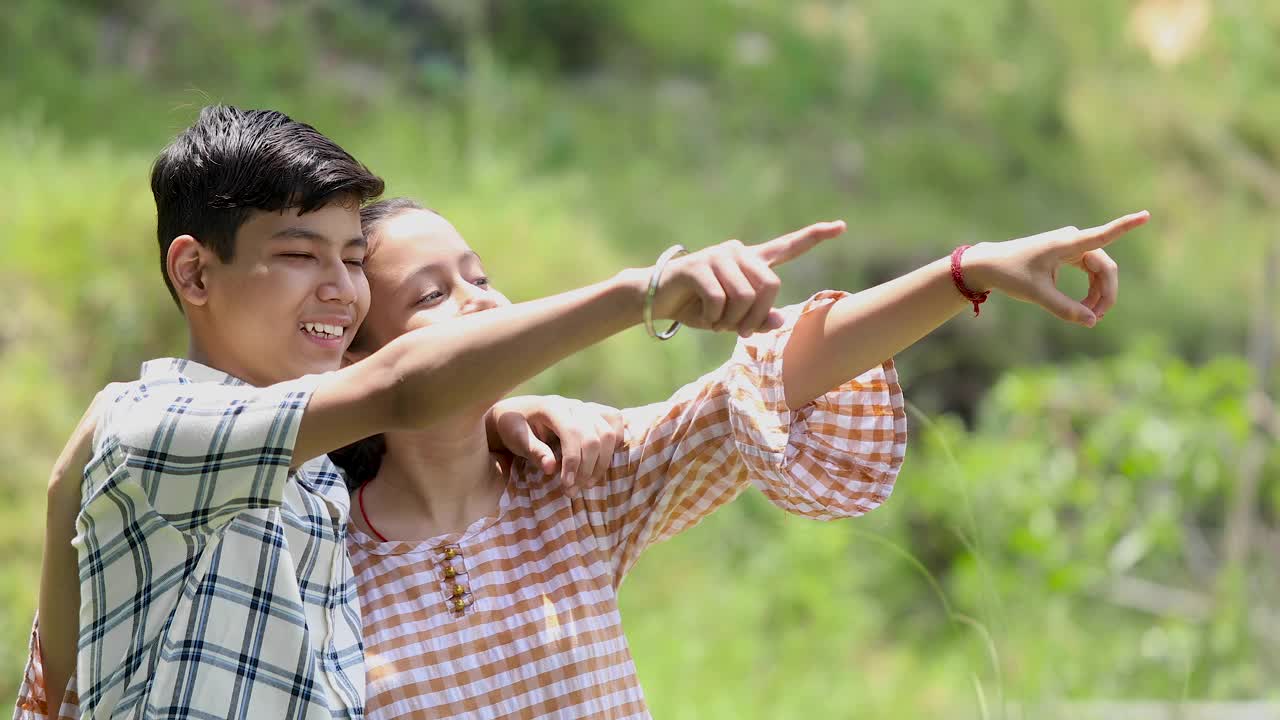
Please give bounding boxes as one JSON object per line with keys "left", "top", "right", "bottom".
{"left": 74, "top": 359, "right": 364, "bottom": 719}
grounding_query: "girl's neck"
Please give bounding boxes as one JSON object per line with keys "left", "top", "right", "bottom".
{"left": 357, "top": 411, "right": 506, "bottom": 542}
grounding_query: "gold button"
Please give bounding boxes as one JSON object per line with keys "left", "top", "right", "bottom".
{"left": 443, "top": 566, "right": 457, "bottom": 578}
{"left": 443, "top": 548, "right": 457, "bottom": 559}
{"left": 453, "top": 584, "right": 466, "bottom": 596}
{"left": 453, "top": 598, "right": 468, "bottom": 611}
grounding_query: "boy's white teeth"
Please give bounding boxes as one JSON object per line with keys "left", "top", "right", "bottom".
{"left": 303, "top": 323, "right": 343, "bottom": 338}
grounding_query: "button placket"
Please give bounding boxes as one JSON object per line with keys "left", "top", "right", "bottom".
{"left": 437, "top": 544, "right": 473, "bottom": 614}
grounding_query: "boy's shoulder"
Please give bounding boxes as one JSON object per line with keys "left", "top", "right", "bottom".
{"left": 95, "top": 358, "right": 240, "bottom": 409}
{"left": 93, "top": 359, "right": 221, "bottom": 437}
{"left": 89, "top": 379, "right": 144, "bottom": 450}
{"left": 94, "top": 358, "right": 315, "bottom": 454}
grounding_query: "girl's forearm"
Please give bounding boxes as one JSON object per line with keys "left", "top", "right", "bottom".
{"left": 782, "top": 257, "right": 967, "bottom": 408}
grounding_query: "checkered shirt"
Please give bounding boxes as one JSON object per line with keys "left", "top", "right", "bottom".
{"left": 50, "top": 359, "right": 363, "bottom": 719}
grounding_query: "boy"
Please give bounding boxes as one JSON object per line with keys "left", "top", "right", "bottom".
{"left": 15, "top": 104, "right": 839, "bottom": 719}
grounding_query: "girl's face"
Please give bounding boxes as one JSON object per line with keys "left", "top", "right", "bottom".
{"left": 353, "top": 209, "right": 511, "bottom": 354}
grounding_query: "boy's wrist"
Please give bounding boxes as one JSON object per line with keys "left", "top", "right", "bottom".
{"left": 611, "top": 267, "right": 652, "bottom": 325}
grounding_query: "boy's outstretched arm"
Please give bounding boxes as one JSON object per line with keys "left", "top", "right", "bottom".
{"left": 294, "top": 221, "right": 845, "bottom": 466}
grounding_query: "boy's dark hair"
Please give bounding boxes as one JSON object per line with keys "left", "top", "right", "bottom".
{"left": 151, "top": 105, "right": 385, "bottom": 306}
{"left": 330, "top": 197, "right": 434, "bottom": 490}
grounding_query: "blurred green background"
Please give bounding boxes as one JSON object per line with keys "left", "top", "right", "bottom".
{"left": 3, "top": 0, "right": 1277, "bottom": 717}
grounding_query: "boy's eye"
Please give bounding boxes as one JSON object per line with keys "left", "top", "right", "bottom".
{"left": 416, "top": 290, "right": 444, "bottom": 305}
{"left": 280, "top": 252, "right": 315, "bottom": 260}
{"left": 473, "top": 277, "right": 489, "bottom": 287}
{"left": 344, "top": 258, "right": 366, "bottom": 268}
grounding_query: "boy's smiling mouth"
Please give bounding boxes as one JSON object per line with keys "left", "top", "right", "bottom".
{"left": 299, "top": 319, "right": 350, "bottom": 348}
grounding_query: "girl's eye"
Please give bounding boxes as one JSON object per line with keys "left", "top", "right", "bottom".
{"left": 473, "top": 277, "right": 489, "bottom": 287}
{"left": 416, "top": 290, "right": 445, "bottom": 305}
{"left": 280, "top": 252, "right": 315, "bottom": 260}
{"left": 344, "top": 258, "right": 366, "bottom": 268}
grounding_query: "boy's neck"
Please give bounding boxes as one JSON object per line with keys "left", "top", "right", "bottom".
{"left": 187, "top": 334, "right": 265, "bottom": 387}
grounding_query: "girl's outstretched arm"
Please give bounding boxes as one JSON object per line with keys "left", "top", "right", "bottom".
{"left": 783, "top": 212, "right": 1150, "bottom": 407}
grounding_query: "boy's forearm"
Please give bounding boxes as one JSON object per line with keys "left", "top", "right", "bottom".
{"left": 39, "top": 480, "right": 81, "bottom": 712}
{"left": 782, "top": 257, "right": 966, "bottom": 408}
{"left": 297, "top": 271, "right": 647, "bottom": 464}
{"left": 386, "top": 270, "right": 647, "bottom": 427}
{"left": 39, "top": 398, "right": 99, "bottom": 712}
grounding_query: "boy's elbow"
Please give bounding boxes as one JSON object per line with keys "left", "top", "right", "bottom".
{"left": 46, "top": 445, "right": 89, "bottom": 507}
{"left": 46, "top": 465, "right": 81, "bottom": 508}
{"left": 46, "top": 460, "right": 84, "bottom": 534}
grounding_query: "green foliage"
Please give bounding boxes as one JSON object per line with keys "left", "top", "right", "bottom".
{"left": 624, "top": 345, "right": 1277, "bottom": 716}
{"left": 2, "top": 0, "right": 1275, "bottom": 716}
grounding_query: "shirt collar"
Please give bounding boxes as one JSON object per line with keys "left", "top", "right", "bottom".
{"left": 139, "top": 358, "right": 249, "bottom": 386}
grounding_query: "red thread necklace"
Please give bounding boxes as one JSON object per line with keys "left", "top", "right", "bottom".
{"left": 357, "top": 483, "right": 390, "bottom": 542}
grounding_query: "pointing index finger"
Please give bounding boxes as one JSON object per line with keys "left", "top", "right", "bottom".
{"left": 753, "top": 221, "right": 847, "bottom": 267}
{"left": 1068, "top": 211, "right": 1150, "bottom": 254}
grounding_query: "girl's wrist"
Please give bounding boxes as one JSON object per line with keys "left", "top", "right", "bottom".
{"left": 957, "top": 242, "right": 1000, "bottom": 294}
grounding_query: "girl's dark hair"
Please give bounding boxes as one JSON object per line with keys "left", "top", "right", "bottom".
{"left": 151, "top": 105, "right": 385, "bottom": 307}
{"left": 329, "top": 197, "right": 431, "bottom": 490}
{"left": 329, "top": 432, "right": 388, "bottom": 491}
{"left": 359, "top": 196, "right": 427, "bottom": 233}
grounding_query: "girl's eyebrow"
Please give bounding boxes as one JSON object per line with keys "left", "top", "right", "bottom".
{"left": 402, "top": 265, "right": 435, "bottom": 284}
{"left": 395, "top": 251, "right": 485, "bottom": 294}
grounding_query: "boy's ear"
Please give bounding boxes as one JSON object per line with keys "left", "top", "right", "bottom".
{"left": 167, "top": 235, "right": 212, "bottom": 307}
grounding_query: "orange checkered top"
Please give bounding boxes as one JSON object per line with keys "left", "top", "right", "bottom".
{"left": 348, "top": 291, "right": 907, "bottom": 718}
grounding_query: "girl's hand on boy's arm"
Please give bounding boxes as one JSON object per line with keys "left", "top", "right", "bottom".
{"left": 486, "top": 395, "right": 625, "bottom": 496}
{"left": 963, "top": 210, "right": 1150, "bottom": 327}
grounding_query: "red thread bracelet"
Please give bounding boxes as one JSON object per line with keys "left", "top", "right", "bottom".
{"left": 950, "top": 245, "right": 990, "bottom": 317}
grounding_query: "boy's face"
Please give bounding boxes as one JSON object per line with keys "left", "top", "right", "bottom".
{"left": 195, "top": 202, "right": 371, "bottom": 386}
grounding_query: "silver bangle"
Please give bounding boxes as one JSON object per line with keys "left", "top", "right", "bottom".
{"left": 644, "top": 244, "right": 687, "bottom": 340}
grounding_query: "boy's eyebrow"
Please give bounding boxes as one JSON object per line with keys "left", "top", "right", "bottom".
{"left": 271, "top": 227, "right": 368, "bottom": 249}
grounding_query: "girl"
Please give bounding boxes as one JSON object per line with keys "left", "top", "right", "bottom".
{"left": 334, "top": 199, "right": 1146, "bottom": 718}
